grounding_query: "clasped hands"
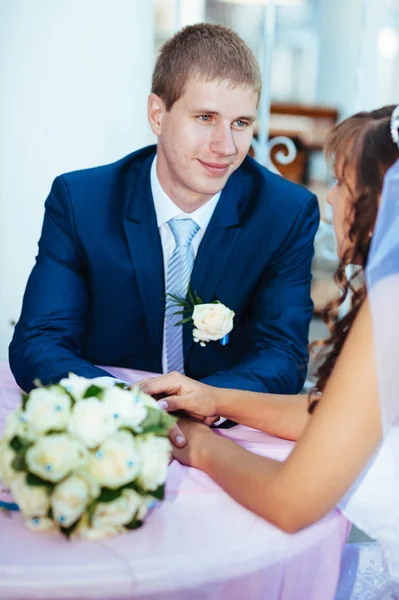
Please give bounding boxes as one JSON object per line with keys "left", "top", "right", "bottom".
{"left": 131, "top": 373, "right": 221, "bottom": 468}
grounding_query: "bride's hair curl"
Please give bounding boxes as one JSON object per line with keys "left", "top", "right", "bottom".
{"left": 309, "top": 105, "right": 399, "bottom": 412}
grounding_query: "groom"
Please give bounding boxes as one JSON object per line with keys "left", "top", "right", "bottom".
{"left": 10, "top": 24, "right": 319, "bottom": 408}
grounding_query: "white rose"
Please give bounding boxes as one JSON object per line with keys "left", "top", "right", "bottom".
{"left": 136, "top": 436, "right": 171, "bottom": 491}
{"left": 59, "top": 373, "right": 98, "bottom": 401}
{"left": 136, "top": 388, "right": 160, "bottom": 410}
{"left": 92, "top": 489, "right": 142, "bottom": 529}
{"left": 87, "top": 431, "right": 141, "bottom": 489}
{"left": 51, "top": 475, "right": 90, "bottom": 527}
{"left": 25, "top": 388, "right": 71, "bottom": 435}
{"left": 26, "top": 434, "right": 88, "bottom": 482}
{"left": 25, "top": 516, "right": 59, "bottom": 533}
{"left": 74, "top": 469, "right": 101, "bottom": 500}
{"left": 73, "top": 514, "right": 124, "bottom": 540}
{"left": 3, "top": 410, "right": 36, "bottom": 442}
{"left": 68, "top": 398, "right": 118, "bottom": 448}
{"left": 10, "top": 473, "right": 50, "bottom": 517}
{"left": 102, "top": 386, "right": 147, "bottom": 431}
{"left": 137, "top": 495, "right": 157, "bottom": 521}
{"left": 192, "top": 303, "right": 234, "bottom": 342}
{"left": 0, "top": 442, "right": 17, "bottom": 485}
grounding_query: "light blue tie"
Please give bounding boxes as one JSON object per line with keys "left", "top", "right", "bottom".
{"left": 165, "top": 218, "right": 200, "bottom": 373}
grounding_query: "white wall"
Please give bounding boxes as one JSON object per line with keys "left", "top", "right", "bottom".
{"left": 0, "top": 0, "right": 154, "bottom": 359}
{"left": 315, "top": 0, "right": 399, "bottom": 118}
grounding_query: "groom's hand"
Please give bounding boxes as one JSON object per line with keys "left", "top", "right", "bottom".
{"left": 137, "top": 372, "right": 220, "bottom": 435}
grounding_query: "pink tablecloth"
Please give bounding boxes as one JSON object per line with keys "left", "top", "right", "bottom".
{"left": 0, "top": 363, "right": 350, "bottom": 600}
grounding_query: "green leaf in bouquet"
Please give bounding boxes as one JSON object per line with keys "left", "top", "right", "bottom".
{"left": 27, "top": 472, "right": 55, "bottom": 492}
{"left": 123, "top": 480, "right": 145, "bottom": 495}
{"left": 47, "top": 507, "right": 54, "bottom": 520}
{"left": 21, "top": 393, "right": 30, "bottom": 411}
{"left": 151, "top": 484, "right": 165, "bottom": 501}
{"left": 87, "top": 499, "right": 98, "bottom": 526}
{"left": 10, "top": 436, "right": 34, "bottom": 472}
{"left": 114, "top": 382, "right": 126, "bottom": 390}
{"left": 83, "top": 385, "right": 104, "bottom": 399}
{"left": 139, "top": 406, "right": 177, "bottom": 435}
{"left": 160, "top": 411, "right": 177, "bottom": 433}
{"left": 119, "top": 426, "right": 136, "bottom": 438}
{"left": 125, "top": 516, "right": 144, "bottom": 530}
{"left": 11, "top": 452, "right": 27, "bottom": 472}
{"left": 140, "top": 407, "right": 162, "bottom": 431}
{"left": 10, "top": 435, "right": 33, "bottom": 453}
{"left": 97, "top": 487, "right": 122, "bottom": 503}
{"left": 60, "top": 519, "right": 80, "bottom": 539}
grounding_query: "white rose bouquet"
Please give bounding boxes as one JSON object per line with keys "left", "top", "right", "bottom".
{"left": 0, "top": 374, "right": 175, "bottom": 540}
{"left": 168, "top": 286, "right": 235, "bottom": 347}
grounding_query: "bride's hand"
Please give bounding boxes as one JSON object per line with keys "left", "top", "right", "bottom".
{"left": 137, "top": 372, "right": 220, "bottom": 422}
{"left": 171, "top": 419, "right": 220, "bottom": 469}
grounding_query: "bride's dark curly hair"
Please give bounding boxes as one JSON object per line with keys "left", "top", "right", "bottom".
{"left": 309, "top": 105, "right": 399, "bottom": 413}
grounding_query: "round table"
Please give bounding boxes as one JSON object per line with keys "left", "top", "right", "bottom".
{"left": 0, "top": 363, "right": 349, "bottom": 600}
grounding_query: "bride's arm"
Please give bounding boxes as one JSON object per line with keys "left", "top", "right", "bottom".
{"left": 173, "top": 297, "right": 381, "bottom": 532}
{"left": 216, "top": 389, "right": 311, "bottom": 440}
{"left": 139, "top": 377, "right": 311, "bottom": 441}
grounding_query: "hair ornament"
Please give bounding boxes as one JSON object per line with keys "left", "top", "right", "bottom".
{"left": 390, "top": 105, "right": 399, "bottom": 147}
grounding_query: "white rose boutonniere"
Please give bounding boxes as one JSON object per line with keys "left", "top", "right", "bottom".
{"left": 192, "top": 303, "right": 234, "bottom": 346}
{"left": 168, "top": 286, "right": 235, "bottom": 347}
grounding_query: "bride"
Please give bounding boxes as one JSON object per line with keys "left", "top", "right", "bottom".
{"left": 139, "top": 104, "right": 399, "bottom": 593}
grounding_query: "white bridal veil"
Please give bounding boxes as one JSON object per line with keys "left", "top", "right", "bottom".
{"left": 339, "top": 153, "right": 399, "bottom": 597}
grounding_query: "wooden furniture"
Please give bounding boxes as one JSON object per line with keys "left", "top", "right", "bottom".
{"left": 251, "top": 103, "right": 339, "bottom": 184}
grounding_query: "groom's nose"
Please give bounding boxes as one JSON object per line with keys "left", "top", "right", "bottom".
{"left": 210, "top": 123, "right": 237, "bottom": 157}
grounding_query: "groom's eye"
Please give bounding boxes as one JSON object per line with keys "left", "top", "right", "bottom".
{"left": 233, "top": 119, "right": 249, "bottom": 128}
{"left": 197, "top": 115, "right": 214, "bottom": 123}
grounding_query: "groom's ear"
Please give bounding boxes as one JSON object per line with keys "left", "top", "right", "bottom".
{"left": 148, "top": 93, "right": 166, "bottom": 136}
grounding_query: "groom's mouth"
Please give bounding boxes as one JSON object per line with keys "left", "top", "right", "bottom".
{"left": 198, "top": 160, "right": 231, "bottom": 176}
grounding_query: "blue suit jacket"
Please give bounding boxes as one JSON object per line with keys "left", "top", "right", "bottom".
{"left": 10, "top": 145, "right": 319, "bottom": 393}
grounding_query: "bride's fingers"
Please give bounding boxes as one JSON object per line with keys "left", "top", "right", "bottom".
{"left": 168, "top": 422, "right": 186, "bottom": 447}
{"left": 158, "top": 396, "right": 186, "bottom": 413}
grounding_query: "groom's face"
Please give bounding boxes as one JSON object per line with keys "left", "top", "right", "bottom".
{"left": 148, "top": 76, "right": 258, "bottom": 207}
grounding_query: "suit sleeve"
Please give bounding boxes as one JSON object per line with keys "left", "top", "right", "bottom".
{"left": 9, "top": 176, "right": 114, "bottom": 391}
{"left": 201, "top": 192, "right": 320, "bottom": 395}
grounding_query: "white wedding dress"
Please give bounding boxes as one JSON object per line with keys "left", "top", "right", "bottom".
{"left": 333, "top": 158, "right": 399, "bottom": 600}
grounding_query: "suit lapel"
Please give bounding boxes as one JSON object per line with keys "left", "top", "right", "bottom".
{"left": 183, "top": 173, "right": 247, "bottom": 359}
{"left": 123, "top": 153, "right": 165, "bottom": 362}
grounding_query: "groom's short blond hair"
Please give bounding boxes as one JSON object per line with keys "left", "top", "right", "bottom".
{"left": 152, "top": 23, "right": 262, "bottom": 111}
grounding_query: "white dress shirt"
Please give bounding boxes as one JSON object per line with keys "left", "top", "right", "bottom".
{"left": 150, "top": 156, "right": 221, "bottom": 373}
